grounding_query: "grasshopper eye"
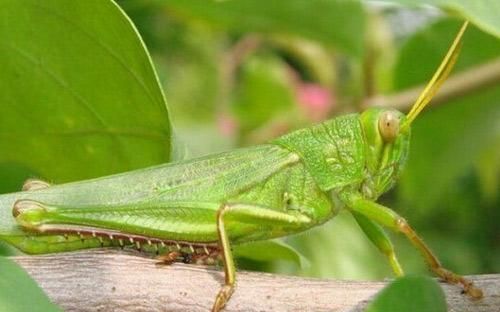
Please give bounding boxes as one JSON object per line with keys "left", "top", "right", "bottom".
{"left": 378, "top": 111, "right": 400, "bottom": 142}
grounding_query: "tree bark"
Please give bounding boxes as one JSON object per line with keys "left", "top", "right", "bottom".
{"left": 11, "top": 250, "right": 499, "bottom": 312}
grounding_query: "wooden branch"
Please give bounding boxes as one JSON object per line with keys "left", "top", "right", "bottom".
{"left": 11, "top": 250, "right": 500, "bottom": 312}
{"left": 364, "top": 57, "right": 500, "bottom": 111}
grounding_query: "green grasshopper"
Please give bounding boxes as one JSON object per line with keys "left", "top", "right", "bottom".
{"left": 0, "top": 21, "right": 483, "bottom": 311}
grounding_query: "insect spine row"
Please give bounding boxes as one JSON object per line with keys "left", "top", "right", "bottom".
{"left": 61, "top": 229, "right": 217, "bottom": 259}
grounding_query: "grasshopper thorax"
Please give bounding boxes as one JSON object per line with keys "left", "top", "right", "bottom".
{"left": 359, "top": 107, "right": 410, "bottom": 199}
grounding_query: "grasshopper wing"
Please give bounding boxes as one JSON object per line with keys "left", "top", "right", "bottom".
{"left": 11, "top": 144, "right": 306, "bottom": 248}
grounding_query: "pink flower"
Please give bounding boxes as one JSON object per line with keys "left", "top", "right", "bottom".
{"left": 297, "top": 83, "right": 334, "bottom": 121}
{"left": 217, "top": 114, "right": 238, "bottom": 137}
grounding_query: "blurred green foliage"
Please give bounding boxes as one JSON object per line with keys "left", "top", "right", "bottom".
{"left": 162, "top": 0, "right": 366, "bottom": 56}
{"left": 0, "top": 0, "right": 499, "bottom": 309}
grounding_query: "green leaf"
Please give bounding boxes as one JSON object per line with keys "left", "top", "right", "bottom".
{"left": 0, "top": 0, "right": 171, "bottom": 193}
{"left": 0, "top": 257, "right": 61, "bottom": 311}
{"left": 395, "top": 19, "right": 500, "bottom": 211}
{"left": 365, "top": 276, "right": 447, "bottom": 312}
{"left": 233, "top": 240, "right": 310, "bottom": 269}
{"left": 386, "top": 0, "right": 500, "bottom": 39}
{"left": 162, "top": 0, "right": 366, "bottom": 57}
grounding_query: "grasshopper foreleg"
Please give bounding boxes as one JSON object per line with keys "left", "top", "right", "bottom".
{"left": 347, "top": 195, "right": 483, "bottom": 299}
{"left": 352, "top": 212, "right": 404, "bottom": 276}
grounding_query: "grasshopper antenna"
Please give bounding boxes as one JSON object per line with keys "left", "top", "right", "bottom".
{"left": 400, "top": 21, "right": 469, "bottom": 133}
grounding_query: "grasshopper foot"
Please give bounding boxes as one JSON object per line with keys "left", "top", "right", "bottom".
{"left": 155, "top": 251, "right": 181, "bottom": 266}
{"left": 434, "top": 267, "right": 483, "bottom": 300}
{"left": 464, "top": 285, "right": 483, "bottom": 300}
{"left": 211, "top": 284, "right": 234, "bottom": 312}
{"left": 22, "top": 179, "right": 50, "bottom": 191}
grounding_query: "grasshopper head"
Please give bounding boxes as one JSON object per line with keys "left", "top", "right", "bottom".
{"left": 360, "top": 107, "right": 410, "bottom": 198}
{"left": 359, "top": 21, "right": 468, "bottom": 199}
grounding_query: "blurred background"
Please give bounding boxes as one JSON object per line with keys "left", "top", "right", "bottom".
{"left": 1, "top": 0, "right": 499, "bottom": 282}
{"left": 118, "top": 1, "right": 500, "bottom": 279}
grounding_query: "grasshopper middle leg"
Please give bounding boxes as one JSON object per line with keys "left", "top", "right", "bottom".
{"left": 212, "top": 203, "right": 312, "bottom": 312}
{"left": 212, "top": 204, "right": 236, "bottom": 312}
